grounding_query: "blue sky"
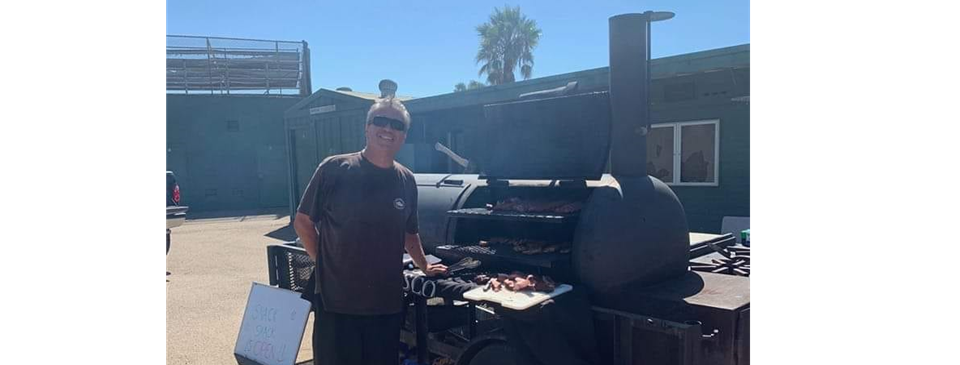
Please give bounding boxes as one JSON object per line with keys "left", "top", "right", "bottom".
{"left": 166, "top": 0, "right": 749, "bottom": 97}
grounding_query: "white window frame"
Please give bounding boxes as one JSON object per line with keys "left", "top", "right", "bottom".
{"left": 650, "top": 119, "right": 720, "bottom": 187}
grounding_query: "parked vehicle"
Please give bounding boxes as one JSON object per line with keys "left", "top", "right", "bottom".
{"left": 167, "top": 171, "right": 189, "bottom": 254}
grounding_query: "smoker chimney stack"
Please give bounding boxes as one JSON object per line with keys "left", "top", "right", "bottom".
{"left": 608, "top": 11, "right": 673, "bottom": 177}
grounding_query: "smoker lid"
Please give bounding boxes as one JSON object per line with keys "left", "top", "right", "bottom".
{"left": 477, "top": 92, "right": 612, "bottom": 181}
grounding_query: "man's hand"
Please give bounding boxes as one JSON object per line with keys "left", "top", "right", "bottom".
{"left": 405, "top": 233, "right": 448, "bottom": 276}
{"left": 424, "top": 263, "right": 448, "bottom": 277}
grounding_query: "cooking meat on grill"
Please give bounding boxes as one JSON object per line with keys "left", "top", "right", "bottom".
{"left": 491, "top": 197, "right": 522, "bottom": 211}
{"left": 484, "top": 237, "right": 570, "bottom": 255}
{"left": 517, "top": 200, "right": 553, "bottom": 213}
{"left": 553, "top": 201, "right": 584, "bottom": 213}
{"left": 490, "top": 197, "right": 584, "bottom": 214}
{"left": 517, "top": 240, "right": 543, "bottom": 254}
{"left": 481, "top": 271, "right": 556, "bottom": 293}
{"left": 473, "top": 274, "right": 491, "bottom": 285}
{"left": 522, "top": 246, "right": 544, "bottom": 255}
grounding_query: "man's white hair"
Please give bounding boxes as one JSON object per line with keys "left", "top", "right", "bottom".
{"left": 366, "top": 97, "right": 411, "bottom": 126}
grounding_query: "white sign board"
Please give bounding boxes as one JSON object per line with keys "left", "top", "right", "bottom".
{"left": 309, "top": 105, "right": 336, "bottom": 115}
{"left": 235, "top": 283, "right": 312, "bottom": 365}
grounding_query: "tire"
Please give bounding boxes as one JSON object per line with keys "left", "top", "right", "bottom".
{"left": 166, "top": 230, "right": 171, "bottom": 255}
{"left": 468, "top": 342, "right": 535, "bottom": 365}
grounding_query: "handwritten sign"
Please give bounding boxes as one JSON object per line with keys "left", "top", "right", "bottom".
{"left": 235, "top": 283, "right": 311, "bottom": 365}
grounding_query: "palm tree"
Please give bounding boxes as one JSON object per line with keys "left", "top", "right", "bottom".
{"left": 475, "top": 6, "right": 542, "bottom": 85}
{"left": 453, "top": 80, "right": 487, "bottom": 92}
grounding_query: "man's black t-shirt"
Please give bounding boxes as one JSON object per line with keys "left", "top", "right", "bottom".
{"left": 297, "top": 152, "right": 419, "bottom": 315}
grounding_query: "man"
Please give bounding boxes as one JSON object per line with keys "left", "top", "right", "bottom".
{"left": 293, "top": 96, "right": 447, "bottom": 365}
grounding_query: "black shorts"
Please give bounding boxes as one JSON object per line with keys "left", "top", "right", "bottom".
{"left": 313, "top": 301, "right": 403, "bottom": 365}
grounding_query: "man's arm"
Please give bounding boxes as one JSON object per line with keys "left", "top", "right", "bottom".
{"left": 294, "top": 213, "right": 319, "bottom": 262}
{"left": 295, "top": 160, "right": 330, "bottom": 262}
{"left": 404, "top": 233, "right": 446, "bottom": 276}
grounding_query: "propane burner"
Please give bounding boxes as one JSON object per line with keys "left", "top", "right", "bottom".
{"left": 689, "top": 245, "right": 750, "bottom": 277}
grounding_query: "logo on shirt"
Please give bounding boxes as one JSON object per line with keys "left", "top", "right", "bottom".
{"left": 393, "top": 198, "right": 406, "bottom": 210}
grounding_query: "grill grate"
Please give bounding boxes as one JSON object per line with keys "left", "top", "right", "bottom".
{"left": 447, "top": 208, "right": 578, "bottom": 224}
{"left": 436, "top": 244, "right": 569, "bottom": 269}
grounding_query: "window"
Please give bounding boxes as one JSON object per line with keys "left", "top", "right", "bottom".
{"left": 646, "top": 125, "right": 674, "bottom": 181}
{"left": 646, "top": 119, "right": 719, "bottom": 186}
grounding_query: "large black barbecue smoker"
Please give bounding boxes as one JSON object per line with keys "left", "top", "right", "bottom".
{"left": 268, "top": 11, "right": 749, "bottom": 365}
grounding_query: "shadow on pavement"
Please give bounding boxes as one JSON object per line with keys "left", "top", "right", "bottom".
{"left": 265, "top": 224, "right": 298, "bottom": 242}
{"left": 186, "top": 207, "right": 289, "bottom": 221}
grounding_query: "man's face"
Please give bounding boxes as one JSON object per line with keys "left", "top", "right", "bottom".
{"left": 365, "top": 116, "right": 408, "bottom": 155}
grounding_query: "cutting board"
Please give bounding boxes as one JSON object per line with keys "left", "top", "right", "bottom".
{"left": 463, "top": 284, "right": 573, "bottom": 310}
{"left": 403, "top": 254, "right": 442, "bottom": 267}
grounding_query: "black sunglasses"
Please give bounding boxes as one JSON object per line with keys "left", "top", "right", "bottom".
{"left": 369, "top": 117, "right": 407, "bottom": 132}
